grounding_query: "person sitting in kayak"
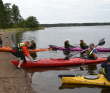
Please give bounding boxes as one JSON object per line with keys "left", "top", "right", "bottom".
{"left": 28, "top": 40, "right": 37, "bottom": 49}
{"left": 87, "top": 43, "right": 97, "bottom": 59}
{"left": 80, "top": 40, "right": 88, "bottom": 49}
{"left": 64, "top": 39, "right": 73, "bottom": 50}
{"left": 0, "top": 37, "right": 3, "bottom": 48}
{"left": 64, "top": 39, "right": 73, "bottom": 60}
{"left": 101, "top": 56, "right": 110, "bottom": 81}
{"left": 12, "top": 41, "right": 33, "bottom": 69}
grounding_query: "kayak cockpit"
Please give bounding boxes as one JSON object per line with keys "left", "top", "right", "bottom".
{"left": 84, "top": 75, "right": 99, "bottom": 80}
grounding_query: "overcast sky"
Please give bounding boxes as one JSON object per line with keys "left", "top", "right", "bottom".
{"left": 3, "top": 0, "right": 110, "bottom": 24}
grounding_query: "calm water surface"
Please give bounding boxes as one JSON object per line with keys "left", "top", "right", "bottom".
{"left": 12, "top": 26, "right": 110, "bottom": 93}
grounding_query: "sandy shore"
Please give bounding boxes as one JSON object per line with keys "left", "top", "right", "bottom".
{"left": 0, "top": 31, "right": 35, "bottom": 93}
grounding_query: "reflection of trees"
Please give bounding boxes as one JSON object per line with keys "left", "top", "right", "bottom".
{"left": 11, "top": 31, "right": 24, "bottom": 45}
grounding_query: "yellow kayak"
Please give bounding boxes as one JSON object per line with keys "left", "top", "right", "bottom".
{"left": 61, "top": 74, "right": 110, "bottom": 86}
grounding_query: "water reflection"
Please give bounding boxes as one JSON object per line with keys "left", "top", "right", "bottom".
{"left": 11, "top": 31, "right": 24, "bottom": 45}
{"left": 86, "top": 65, "right": 98, "bottom": 75}
{"left": 30, "top": 53, "right": 37, "bottom": 60}
{"left": 80, "top": 51, "right": 86, "bottom": 57}
{"left": 59, "top": 83, "right": 110, "bottom": 92}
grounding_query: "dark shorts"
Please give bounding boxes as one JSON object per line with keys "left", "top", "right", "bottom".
{"left": 12, "top": 52, "right": 26, "bottom": 63}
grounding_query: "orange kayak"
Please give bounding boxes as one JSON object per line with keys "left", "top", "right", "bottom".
{"left": 28, "top": 48, "right": 52, "bottom": 53}
{"left": 0, "top": 46, "right": 12, "bottom": 52}
{"left": 0, "top": 46, "right": 52, "bottom": 52}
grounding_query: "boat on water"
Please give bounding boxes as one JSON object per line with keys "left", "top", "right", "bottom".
{"left": 49, "top": 45, "right": 110, "bottom": 52}
{"left": 11, "top": 57, "right": 107, "bottom": 67}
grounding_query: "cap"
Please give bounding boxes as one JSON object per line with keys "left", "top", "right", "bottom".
{"left": 66, "top": 39, "right": 69, "bottom": 41}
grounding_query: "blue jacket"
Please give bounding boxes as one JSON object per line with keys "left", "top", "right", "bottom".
{"left": 101, "top": 62, "right": 110, "bottom": 81}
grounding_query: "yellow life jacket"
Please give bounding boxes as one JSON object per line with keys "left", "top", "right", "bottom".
{"left": 87, "top": 50, "right": 94, "bottom": 58}
{"left": 64, "top": 41, "right": 70, "bottom": 48}
{"left": 34, "top": 43, "right": 37, "bottom": 48}
{"left": 80, "top": 42, "right": 87, "bottom": 48}
{"left": 18, "top": 43, "right": 26, "bottom": 52}
{"left": 35, "top": 43, "right": 37, "bottom": 48}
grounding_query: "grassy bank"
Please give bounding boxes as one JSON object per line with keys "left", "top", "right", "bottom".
{"left": 0, "top": 27, "right": 45, "bottom": 32}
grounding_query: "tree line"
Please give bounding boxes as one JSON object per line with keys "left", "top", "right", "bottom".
{"left": 39, "top": 22, "right": 110, "bottom": 27}
{"left": 0, "top": 0, "right": 39, "bottom": 29}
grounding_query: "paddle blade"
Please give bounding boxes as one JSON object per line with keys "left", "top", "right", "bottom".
{"left": 99, "top": 38, "right": 105, "bottom": 43}
{"left": 80, "top": 66, "right": 84, "bottom": 70}
{"left": 98, "top": 41, "right": 105, "bottom": 46}
{"left": 58, "top": 75, "right": 75, "bottom": 79}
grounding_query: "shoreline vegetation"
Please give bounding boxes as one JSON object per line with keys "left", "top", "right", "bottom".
{"left": 0, "top": 23, "right": 109, "bottom": 32}
{"left": 0, "top": 27, "right": 45, "bottom": 32}
{"left": 39, "top": 22, "right": 110, "bottom": 27}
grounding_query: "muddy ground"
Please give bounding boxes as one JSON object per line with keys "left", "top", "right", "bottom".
{"left": 0, "top": 31, "right": 35, "bottom": 93}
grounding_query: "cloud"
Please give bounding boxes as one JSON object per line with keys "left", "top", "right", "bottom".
{"left": 3, "top": 0, "right": 110, "bottom": 23}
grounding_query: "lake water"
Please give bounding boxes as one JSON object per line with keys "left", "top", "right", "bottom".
{"left": 12, "top": 26, "right": 110, "bottom": 93}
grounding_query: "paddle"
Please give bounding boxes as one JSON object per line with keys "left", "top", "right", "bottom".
{"left": 58, "top": 75, "right": 75, "bottom": 79}
{"left": 80, "top": 38, "right": 105, "bottom": 70}
{"left": 49, "top": 44, "right": 78, "bottom": 50}
{"left": 68, "top": 38, "right": 105, "bottom": 58}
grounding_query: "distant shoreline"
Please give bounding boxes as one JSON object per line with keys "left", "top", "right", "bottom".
{"left": 39, "top": 22, "right": 110, "bottom": 27}
{"left": 0, "top": 27, "right": 44, "bottom": 32}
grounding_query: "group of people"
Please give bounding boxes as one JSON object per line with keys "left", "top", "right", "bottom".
{"left": 64, "top": 39, "right": 97, "bottom": 59}
{"left": 64, "top": 39, "right": 110, "bottom": 81}
{"left": 0, "top": 36, "right": 110, "bottom": 81}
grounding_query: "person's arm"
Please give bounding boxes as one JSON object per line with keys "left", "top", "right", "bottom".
{"left": 22, "top": 46, "right": 33, "bottom": 62}
{"left": 93, "top": 52, "right": 98, "bottom": 58}
{"left": 27, "top": 55, "right": 33, "bottom": 63}
{"left": 93, "top": 49, "right": 98, "bottom": 58}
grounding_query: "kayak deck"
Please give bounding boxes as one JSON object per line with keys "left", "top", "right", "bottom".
{"left": 61, "top": 74, "right": 110, "bottom": 86}
{"left": 11, "top": 57, "right": 107, "bottom": 67}
{"left": 49, "top": 45, "right": 110, "bottom": 52}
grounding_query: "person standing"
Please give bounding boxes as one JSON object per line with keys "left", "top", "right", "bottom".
{"left": 12, "top": 41, "right": 33, "bottom": 69}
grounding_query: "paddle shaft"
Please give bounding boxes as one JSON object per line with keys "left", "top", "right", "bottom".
{"left": 80, "top": 44, "right": 99, "bottom": 67}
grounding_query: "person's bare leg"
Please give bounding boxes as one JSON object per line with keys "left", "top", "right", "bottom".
{"left": 18, "top": 60, "right": 23, "bottom": 68}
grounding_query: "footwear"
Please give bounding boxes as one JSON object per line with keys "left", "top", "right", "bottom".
{"left": 17, "top": 67, "right": 22, "bottom": 69}
{"left": 64, "top": 57, "right": 69, "bottom": 60}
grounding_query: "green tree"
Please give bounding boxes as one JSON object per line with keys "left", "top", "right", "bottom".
{"left": 17, "top": 17, "right": 26, "bottom": 28}
{"left": 26, "top": 16, "right": 39, "bottom": 28}
{"left": 0, "top": 0, "right": 5, "bottom": 28}
{"left": 11, "top": 4, "right": 21, "bottom": 26}
{"left": 4, "top": 3, "right": 12, "bottom": 28}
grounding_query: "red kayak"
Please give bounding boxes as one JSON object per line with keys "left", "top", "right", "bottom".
{"left": 11, "top": 57, "right": 107, "bottom": 67}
